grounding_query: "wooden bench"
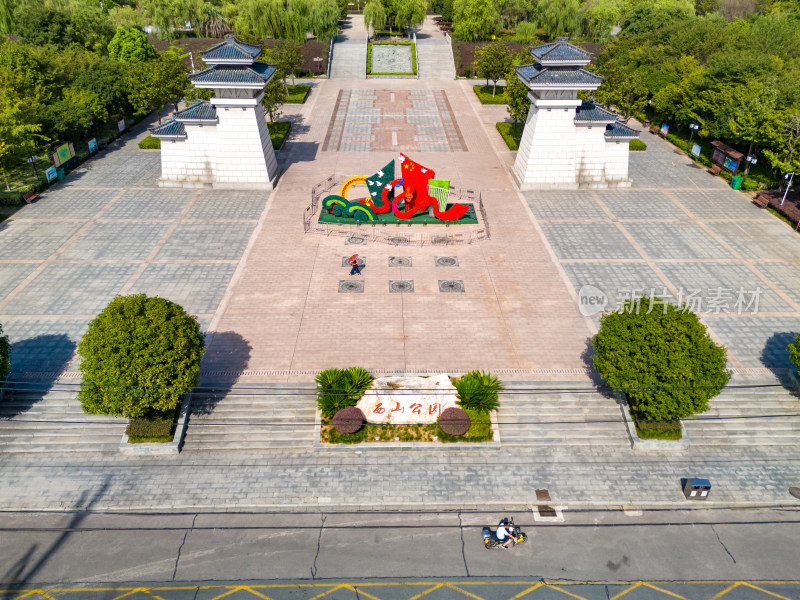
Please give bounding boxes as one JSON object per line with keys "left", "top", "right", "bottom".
{"left": 649, "top": 126, "right": 659, "bottom": 135}
{"left": 753, "top": 194, "right": 770, "bottom": 208}
{"left": 23, "top": 191, "right": 38, "bottom": 204}
{"left": 708, "top": 165, "right": 722, "bottom": 176}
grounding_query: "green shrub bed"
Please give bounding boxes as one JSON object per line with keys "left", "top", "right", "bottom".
{"left": 320, "top": 408, "right": 493, "bottom": 444}
{"left": 629, "top": 139, "right": 647, "bottom": 151}
{"left": 268, "top": 121, "right": 292, "bottom": 150}
{"left": 286, "top": 84, "right": 311, "bottom": 104}
{"left": 632, "top": 410, "right": 682, "bottom": 440}
{"left": 473, "top": 85, "right": 507, "bottom": 104}
{"left": 138, "top": 135, "right": 161, "bottom": 150}
{"left": 496, "top": 122, "right": 524, "bottom": 151}
{"left": 126, "top": 406, "right": 179, "bottom": 443}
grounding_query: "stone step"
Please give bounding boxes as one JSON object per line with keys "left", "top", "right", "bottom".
{"left": 329, "top": 40, "right": 367, "bottom": 79}
{"left": 183, "top": 440, "right": 313, "bottom": 451}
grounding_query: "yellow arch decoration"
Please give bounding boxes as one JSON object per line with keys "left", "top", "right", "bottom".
{"left": 339, "top": 176, "right": 368, "bottom": 199}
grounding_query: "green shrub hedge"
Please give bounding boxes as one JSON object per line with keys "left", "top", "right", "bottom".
{"left": 286, "top": 84, "right": 311, "bottom": 104}
{"left": 496, "top": 122, "right": 523, "bottom": 151}
{"left": 629, "top": 139, "right": 647, "bottom": 151}
{"left": 138, "top": 136, "right": 161, "bottom": 150}
{"left": 267, "top": 121, "right": 291, "bottom": 150}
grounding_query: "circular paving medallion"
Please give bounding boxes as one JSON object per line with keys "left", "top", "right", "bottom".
{"left": 439, "top": 280, "right": 464, "bottom": 292}
{"left": 389, "top": 256, "right": 412, "bottom": 267}
{"left": 435, "top": 256, "right": 458, "bottom": 267}
{"left": 347, "top": 236, "right": 367, "bottom": 245}
{"left": 340, "top": 281, "right": 363, "bottom": 292}
{"left": 389, "top": 280, "right": 414, "bottom": 293}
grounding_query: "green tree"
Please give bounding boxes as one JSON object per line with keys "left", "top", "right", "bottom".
{"left": 78, "top": 295, "right": 205, "bottom": 420}
{"left": 0, "top": 87, "right": 46, "bottom": 191}
{"left": 271, "top": 39, "right": 305, "bottom": 89}
{"left": 789, "top": 333, "right": 800, "bottom": 374}
{"left": 592, "top": 297, "right": 731, "bottom": 422}
{"left": 197, "top": 3, "right": 231, "bottom": 36}
{"left": 578, "top": 0, "right": 623, "bottom": 42}
{"left": 596, "top": 58, "right": 649, "bottom": 120}
{"left": 262, "top": 77, "right": 288, "bottom": 121}
{"left": 513, "top": 21, "right": 538, "bottom": 42}
{"left": 720, "top": 80, "right": 779, "bottom": 171}
{"left": 108, "top": 27, "right": 158, "bottom": 62}
{"left": 537, "top": 0, "right": 579, "bottom": 39}
{"left": 392, "top": 0, "right": 426, "bottom": 35}
{"left": 0, "top": 321, "right": 9, "bottom": 386}
{"left": 505, "top": 68, "right": 530, "bottom": 123}
{"left": 453, "top": 0, "right": 498, "bottom": 40}
{"left": 309, "top": 0, "right": 340, "bottom": 39}
{"left": 473, "top": 42, "right": 512, "bottom": 96}
{"left": 127, "top": 47, "right": 190, "bottom": 121}
{"left": 140, "top": 0, "right": 201, "bottom": 39}
{"left": 763, "top": 112, "right": 800, "bottom": 174}
{"left": 364, "top": 0, "right": 387, "bottom": 35}
{"left": 0, "top": 0, "right": 13, "bottom": 34}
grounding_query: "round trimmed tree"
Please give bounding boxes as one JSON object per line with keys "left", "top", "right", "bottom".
{"left": 592, "top": 297, "right": 731, "bottom": 421}
{"left": 0, "top": 321, "right": 10, "bottom": 387}
{"left": 78, "top": 295, "right": 205, "bottom": 420}
{"left": 789, "top": 334, "right": 800, "bottom": 374}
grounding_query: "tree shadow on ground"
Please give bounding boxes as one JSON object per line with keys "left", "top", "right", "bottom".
{"left": 761, "top": 331, "right": 800, "bottom": 398}
{"left": 0, "top": 476, "right": 110, "bottom": 597}
{"left": 2, "top": 334, "right": 76, "bottom": 419}
{"left": 279, "top": 141, "right": 320, "bottom": 167}
{"left": 194, "top": 331, "right": 253, "bottom": 415}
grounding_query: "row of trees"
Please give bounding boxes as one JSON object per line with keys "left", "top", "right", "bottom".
{"left": 595, "top": 5, "right": 800, "bottom": 178}
{"left": 433, "top": 0, "right": 798, "bottom": 43}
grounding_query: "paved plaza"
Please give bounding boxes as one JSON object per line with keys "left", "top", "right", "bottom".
{"left": 1, "top": 32, "right": 800, "bottom": 513}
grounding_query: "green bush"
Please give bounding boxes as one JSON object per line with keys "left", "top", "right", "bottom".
{"left": 789, "top": 334, "right": 800, "bottom": 374}
{"left": 464, "top": 66, "right": 471, "bottom": 78}
{"left": 286, "top": 84, "right": 311, "bottom": 104}
{"left": 454, "top": 370, "right": 503, "bottom": 412}
{"left": 138, "top": 136, "right": 161, "bottom": 150}
{"left": 125, "top": 405, "right": 178, "bottom": 442}
{"left": 315, "top": 367, "right": 373, "bottom": 418}
{"left": 267, "top": 121, "right": 291, "bottom": 150}
{"left": 496, "top": 121, "right": 523, "bottom": 150}
{"left": 78, "top": 295, "right": 205, "bottom": 420}
{"left": 592, "top": 297, "right": 731, "bottom": 422}
{"left": 632, "top": 412, "right": 682, "bottom": 440}
{"left": 473, "top": 85, "right": 507, "bottom": 104}
{"left": 0, "top": 322, "right": 10, "bottom": 386}
{"left": 629, "top": 139, "right": 647, "bottom": 151}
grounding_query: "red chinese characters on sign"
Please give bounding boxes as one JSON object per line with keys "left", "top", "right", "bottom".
{"left": 391, "top": 402, "right": 404, "bottom": 413}
{"left": 373, "top": 403, "right": 385, "bottom": 414}
{"left": 410, "top": 403, "right": 422, "bottom": 415}
{"left": 428, "top": 404, "right": 441, "bottom": 415}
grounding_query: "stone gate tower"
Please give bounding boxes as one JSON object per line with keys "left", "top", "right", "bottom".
{"left": 512, "top": 38, "right": 638, "bottom": 190}
{"left": 153, "top": 35, "right": 279, "bottom": 190}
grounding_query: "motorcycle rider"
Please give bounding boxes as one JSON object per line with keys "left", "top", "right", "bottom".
{"left": 496, "top": 520, "right": 515, "bottom": 549}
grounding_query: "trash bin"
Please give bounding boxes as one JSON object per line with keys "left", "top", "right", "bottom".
{"left": 683, "top": 478, "right": 711, "bottom": 500}
{"left": 56, "top": 168, "right": 65, "bottom": 181}
{"left": 731, "top": 176, "right": 743, "bottom": 190}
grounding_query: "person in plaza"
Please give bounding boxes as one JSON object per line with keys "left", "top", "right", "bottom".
{"left": 349, "top": 254, "right": 361, "bottom": 276}
{"left": 496, "top": 520, "right": 514, "bottom": 549}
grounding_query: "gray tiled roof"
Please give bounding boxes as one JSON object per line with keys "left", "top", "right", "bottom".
{"left": 515, "top": 64, "right": 603, "bottom": 87}
{"left": 191, "top": 62, "right": 277, "bottom": 86}
{"left": 531, "top": 38, "right": 592, "bottom": 64}
{"left": 201, "top": 34, "right": 262, "bottom": 63}
{"left": 151, "top": 120, "right": 186, "bottom": 138}
{"left": 575, "top": 101, "right": 616, "bottom": 123}
{"left": 175, "top": 101, "right": 217, "bottom": 122}
{"left": 605, "top": 121, "right": 640, "bottom": 139}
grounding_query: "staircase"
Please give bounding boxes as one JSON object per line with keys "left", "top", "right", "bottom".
{"left": 182, "top": 383, "right": 317, "bottom": 451}
{"left": 684, "top": 375, "right": 800, "bottom": 447}
{"left": 0, "top": 382, "right": 126, "bottom": 453}
{"left": 416, "top": 39, "right": 456, "bottom": 79}
{"left": 497, "top": 382, "right": 630, "bottom": 447}
{"left": 329, "top": 37, "right": 367, "bottom": 79}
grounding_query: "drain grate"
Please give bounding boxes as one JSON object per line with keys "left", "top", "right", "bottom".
{"left": 439, "top": 280, "right": 464, "bottom": 293}
{"left": 341, "top": 256, "right": 366, "bottom": 267}
{"left": 432, "top": 236, "right": 452, "bottom": 245}
{"left": 346, "top": 236, "right": 367, "bottom": 245}
{"left": 389, "top": 280, "right": 414, "bottom": 293}
{"left": 535, "top": 489, "right": 551, "bottom": 501}
{"left": 388, "top": 236, "right": 410, "bottom": 245}
{"left": 435, "top": 256, "right": 458, "bottom": 267}
{"left": 338, "top": 280, "right": 364, "bottom": 293}
{"left": 537, "top": 505, "right": 558, "bottom": 518}
{"left": 388, "top": 256, "right": 412, "bottom": 267}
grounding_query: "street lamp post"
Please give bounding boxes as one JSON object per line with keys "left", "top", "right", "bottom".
{"left": 745, "top": 154, "right": 757, "bottom": 177}
{"left": 688, "top": 123, "right": 699, "bottom": 155}
{"left": 781, "top": 172, "right": 794, "bottom": 206}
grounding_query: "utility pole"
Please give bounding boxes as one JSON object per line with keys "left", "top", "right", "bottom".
{"left": 781, "top": 172, "right": 794, "bottom": 206}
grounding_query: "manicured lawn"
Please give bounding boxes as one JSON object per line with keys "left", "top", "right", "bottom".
{"left": 268, "top": 121, "right": 292, "bottom": 150}
{"left": 286, "top": 84, "right": 311, "bottom": 104}
{"left": 496, "top": 122, "right": 524, "bottom": 151}
{"left": 473, "top": 85, "right": 507, "bottom": 104}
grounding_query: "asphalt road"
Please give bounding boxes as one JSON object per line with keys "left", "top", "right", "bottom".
{"left": 1, "top": 506, "right": 800, "bottom": 590}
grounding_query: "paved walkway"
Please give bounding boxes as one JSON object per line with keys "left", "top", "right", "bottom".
{"left": 416, "top": 16, "right": 456, "bottom": 79}
{"left": 329, "top": 15, "right": 367, "bottom": 78}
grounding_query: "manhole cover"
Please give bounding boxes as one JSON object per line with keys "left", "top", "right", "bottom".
{"left": 338, "top": 280, "right": 364, "bottom": 293}
{"left": 432, "top": 236, "right": 452, "bottom": 245}
{"left": 535, "top": 489, "right": 551, "bottom": 501}
{"left": 537, "top": 505, "right": 557, "bottom": 518}
{"left": 438, "top": 280, "right": 465, "bottom": 293}
{"left": 790, "top": 487, "right": 800, "bottom": 499}
{"left": 435, "top": 256, "right": 459, "bottom": 267}
{"left": 388, "top": 236, "right": 410, "bottom": 245}
{"left": 389, "top": 280, "right": 414, "bottom": 293}
{"left": 388, "top": 256, "right": 412, "bottom": 267}
{"left": 341, "top": 256, "right": 366, "bottom": 267}
{"left": 346, "top": 236, "right": 367, "bottom": 245}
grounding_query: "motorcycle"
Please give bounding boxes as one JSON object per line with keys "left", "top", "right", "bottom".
{"left": 482, "top": 517, "right": 528, "bottom": 549}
